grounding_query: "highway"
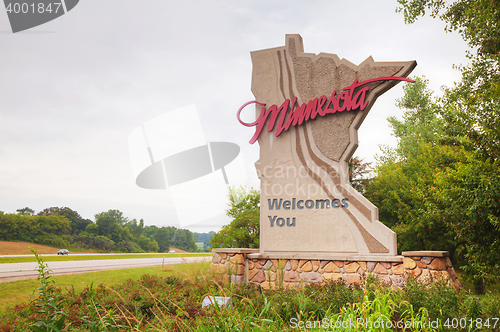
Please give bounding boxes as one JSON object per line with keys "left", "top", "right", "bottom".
{"left": 0, "top": 255, "right": 211, "bottom": 283}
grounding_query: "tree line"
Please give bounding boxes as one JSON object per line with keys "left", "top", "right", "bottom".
{"left": 370, "top": 0, "right": 500, "bottom": 294}
{"left": 0, "top": 207, "right": 199, "bottom": 253}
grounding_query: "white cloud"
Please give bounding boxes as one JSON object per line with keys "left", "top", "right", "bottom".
{"left": 0, "top": 0, "right": 470, "bottom": 231}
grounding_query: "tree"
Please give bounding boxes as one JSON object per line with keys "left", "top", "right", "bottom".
{"left": 211, "top": 187, "right": 260, "bottom": 249}
{"left": 348, "top": 157, "right": 373, "bottom": 194}
{"left": 36, "top": 214, "right": 71, "bottom": 236}
{"left": 94, "top": 210, "right": 138, "bottom": 252}
{"left": 395, "top": 0, "right": 500, "bottom": 295}
{"left": 396, "top": 0, "right": 500, "bottom": 60}
{"left": 171, "top": 229, "right": 197, "bottom": 252}
{"left": 136, "top": 234, "right": 159, "bottom": 253}
{"left": 34, "top": 214, "right": 71, "bottom": 246}
{"left": 38, "top": 207, "right": 91, "bottom": 235}
{"left": 95, "top": 215, "right": 117, "bottom": 238}
{"left": 94, "top": 210, "right": 129, "bottom": 226}
{"left": 366, "top": 77, "right": 457, "bottom": 254}
{"left": 143, "top": 225, "right": 198, "bottom": 252}
{"left": 367, "top": 76, "right": 500, "bottom": 293}
{"left": 125, "top": 219, "right": 145, "bottom": 238}
{"left": 203, "top": 231, "right": 216, "bottom": 249}
{"left": 17, "top": 207, "right": 34, "bottom": 216}
{"left": 0, "top": 211, "right": 71, "bottom": 246}
{"left": 0, "top": 212, "right": 37, "bottom": 242}
{"left": 396, "top": 0, "right": 500, "bottom": 160}
{"left": 84, "top": 223, "right": 99, "bottom": 236}
{"left": 94, "top": 210, "right": 129, "bottom": 240}
{"left": 434, "top": 151, "right": 500, "bottom": 293}
{"left": 152, "top": 227, "right": 171, "bottom": 253}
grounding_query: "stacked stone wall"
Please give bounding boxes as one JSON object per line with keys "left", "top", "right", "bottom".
{"left": 210, "top": 249, "right": 461, "bottom": 290}
{"left": 246, "top": 258, "right": 406, "bottom": 289}
{"left": 211, "top": 252, "right": 247, "bottom": 284}
{"left": 403, "top": 254, "right": 461, "bottom": 289}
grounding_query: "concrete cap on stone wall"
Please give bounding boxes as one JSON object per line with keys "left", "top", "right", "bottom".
{"left": 246, "top": 252, "right": 403, "bottom": 262}
{"left": 402, "top": 251, "right": 449, "bottom": 257}
{"left": 212, "top": 248, "right": 260, "bottom": 254}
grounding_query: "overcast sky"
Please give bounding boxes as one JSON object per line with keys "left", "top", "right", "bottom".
{"left": 0, "top": 1, "right": 470, "bottom": 232}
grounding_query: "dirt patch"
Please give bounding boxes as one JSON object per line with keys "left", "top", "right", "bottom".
{"left": 0, "top": 241, "right": 70, "bottom": 255}
{"left": 168, "top": 247, "right": 188, "bottom": 253}
{"left": 0, "top": 241, "right": 193, "bottom": 255}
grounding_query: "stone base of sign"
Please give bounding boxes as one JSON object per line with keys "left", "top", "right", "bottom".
{"left": 210, "top": 249, "right": 461, "bottom": 290}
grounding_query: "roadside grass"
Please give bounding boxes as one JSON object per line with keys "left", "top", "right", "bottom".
{"left": 0, "top": 252, "right": 211, "bottom": 264}
{"left": 0, "top": 261, "right": 211, "bottom": 313}
{"left": 2, "top": 266, "right": 500, "bottom": 331}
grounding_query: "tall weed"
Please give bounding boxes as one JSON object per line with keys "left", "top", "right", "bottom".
{"left": 328, "top": 287, "right": 432, "bottom": 331}
{"left": 28, "top": 247, "right": 67, "bottom": 332}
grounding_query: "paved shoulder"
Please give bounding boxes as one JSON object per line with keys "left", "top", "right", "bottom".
{"left": 0, "top": 256, "right": 210, "bottom": 283}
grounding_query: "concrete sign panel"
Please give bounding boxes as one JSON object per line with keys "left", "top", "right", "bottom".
{"left": 238, "top": 35, "right": 416, "bottom": 256}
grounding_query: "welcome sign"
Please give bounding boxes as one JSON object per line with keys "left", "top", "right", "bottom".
{"left": 239, "top": 35, "right": 416, "bottom": 256}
